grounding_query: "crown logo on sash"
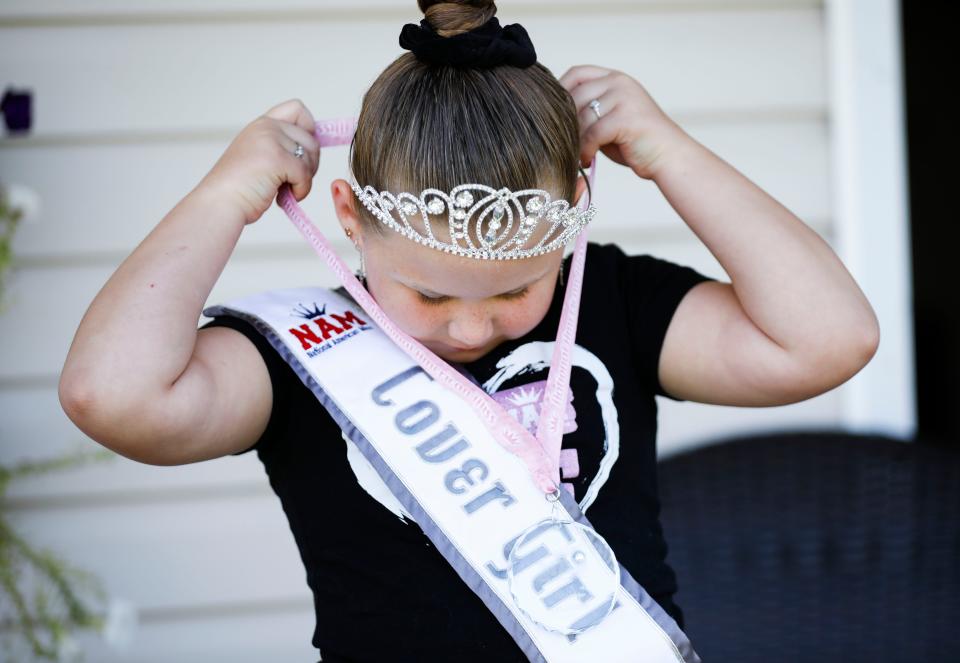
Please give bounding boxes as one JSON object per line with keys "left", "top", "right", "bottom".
{"left": 292, "top": 302, "right": 327, "bottom": 319}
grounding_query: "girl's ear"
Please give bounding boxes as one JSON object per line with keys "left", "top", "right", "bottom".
{"left": 330, "top": 178, "right": 363, "bottom": 242}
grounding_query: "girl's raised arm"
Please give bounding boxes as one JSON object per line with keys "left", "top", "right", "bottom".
{"left": 58, "top": 99, "right": 320, "bottom": 465}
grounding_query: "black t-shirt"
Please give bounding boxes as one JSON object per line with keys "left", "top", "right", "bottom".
{"left": 200, "top": 241, "right": 715, "bottom": 662}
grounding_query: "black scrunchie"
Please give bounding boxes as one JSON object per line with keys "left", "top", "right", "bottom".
{"left": 399, "top": 16, "right": 537, "bottom": 69}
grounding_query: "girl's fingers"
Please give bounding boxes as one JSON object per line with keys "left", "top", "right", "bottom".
{"left": 275, "top": 133, "right": 315, "bottom": 202}
{"left": 577, "top": 92, "right": 619, "bottom": 139}
{"left": 561, "top": 69, "right": 622, "bottom": 162}
{"left": 290, "top": 101, "right": 318, "bottom": 141}
{"left": 278, "top": 121, "right": 320, "bottom": 173}
{"left": 579, "top": 100, "right": 622, "bottom": 164}
{"left": 568, "top": 75, "right": 615, "bottom": 117}
{"left": 559, "top": 64, "right": 613, "bottom": 92}
{"left": 263, "top": 98, "right": 317, "bottom": 137}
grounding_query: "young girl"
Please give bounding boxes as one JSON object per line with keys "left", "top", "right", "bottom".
{"left": 59, "top": 1, "right": 879, "bottom": 661}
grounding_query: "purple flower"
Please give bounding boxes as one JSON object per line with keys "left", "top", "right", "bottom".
{"left": 1, "top": 87, "right": 33, "bottom": 135}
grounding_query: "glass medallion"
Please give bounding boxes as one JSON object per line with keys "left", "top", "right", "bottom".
{"left": 505, "top": 511, "right": 620, "bottom": 635}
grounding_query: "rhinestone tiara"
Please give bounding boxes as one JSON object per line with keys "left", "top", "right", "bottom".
{"left": 349, "top": 179, "right": 596, "bottom": 260}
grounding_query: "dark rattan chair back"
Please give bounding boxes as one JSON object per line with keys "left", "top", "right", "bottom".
{"left": 659, "top": 430, "right": 960, "bottom": 662}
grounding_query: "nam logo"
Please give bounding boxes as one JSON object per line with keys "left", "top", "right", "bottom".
{"left": 288, "top": 301, "right": 371, "bottom": 358}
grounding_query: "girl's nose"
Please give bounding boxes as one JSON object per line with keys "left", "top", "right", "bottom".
{"left": 447, "top": 307, "right": 494, "bottom": 348}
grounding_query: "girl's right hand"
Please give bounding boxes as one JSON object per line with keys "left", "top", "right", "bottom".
{"left": 199, "top": 98, "right": 321, "bottom": 226}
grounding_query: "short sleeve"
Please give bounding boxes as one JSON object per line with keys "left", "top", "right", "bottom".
{"left": 198, "top": 315, "right": 291, "bottom": 455}
{"left": 611, "top": 245, "right": 717, "bottom": 402}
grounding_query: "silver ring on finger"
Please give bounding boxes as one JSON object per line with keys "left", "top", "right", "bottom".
{"left": 589, "top": 99, "right": 602, "bottom": 120}
{"left": 293, "top": 143, "right": 304, "bottom": 159}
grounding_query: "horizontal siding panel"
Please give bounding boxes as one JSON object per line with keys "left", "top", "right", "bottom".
{"left": 1, "top": 419, "right": 268, "bottom": 499}
{"left": 658, "top": 389, "right": 845, "bottom": 458}
{"left": 6, "top": 492, "right": 312, "bottom": 611}
{"left": 5, "top": 117, "right": 829, "bottom": 261}
{"left": 592, "top": 118, "right": 830, "bottom": 239}
{"left": 0, "top": 0, "right": 819, "bottom": 21}
{"left": 69, "top": 606, "right": 318, "bottom": 663}
{"left": 3, "top": 134, "right": 358, "bottom": 259}
{"left": 0, "top": 9, "right": 824, "bottom": 136}
{"left": 0, "top": 253, "right": 359, "bottom": 381}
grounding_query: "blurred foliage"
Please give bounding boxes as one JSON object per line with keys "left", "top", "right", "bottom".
{"left": 0, "top": 182, "right": 117, "bottom": 661}
{"left": 0, "top": 181, "right": 23, "bottom": 314}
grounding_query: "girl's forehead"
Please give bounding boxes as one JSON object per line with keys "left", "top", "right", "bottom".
{"left": 376, "top": 232, "right": 560, "bottom": 297}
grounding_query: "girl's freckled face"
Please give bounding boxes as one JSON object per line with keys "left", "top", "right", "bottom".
{"left": 361, "top": 232, "right": 562, "bottom": 362}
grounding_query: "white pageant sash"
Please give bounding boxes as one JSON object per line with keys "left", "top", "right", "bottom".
{"left": 203, "top": 286, "right": 700, "bottom": 663}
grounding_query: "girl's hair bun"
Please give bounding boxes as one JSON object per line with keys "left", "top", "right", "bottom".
{"left": 400, "top": 1, "right": 534, "bottom": 69}
{"left": 417, "top": 0, "right": 497, "bottom": 37}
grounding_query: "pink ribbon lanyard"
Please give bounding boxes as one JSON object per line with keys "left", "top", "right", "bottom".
{"left": 275, "top": 118, "right": 597, "bottom": 496}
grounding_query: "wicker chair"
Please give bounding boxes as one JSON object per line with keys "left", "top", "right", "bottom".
{"left": 658, "top": 430, "right": 960, "bottom": 662}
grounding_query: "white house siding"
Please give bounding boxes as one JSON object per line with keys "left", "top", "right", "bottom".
{"left": 0, "top": 1, "right": 894, "bottom": 660}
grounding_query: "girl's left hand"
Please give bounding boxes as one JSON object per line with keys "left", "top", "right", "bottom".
{"left": 560, "top": 65, "right": 689, "bottom": 181}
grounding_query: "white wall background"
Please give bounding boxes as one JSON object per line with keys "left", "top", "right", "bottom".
{"left": 0, "top": 0, "right": 911, "bottom": 660}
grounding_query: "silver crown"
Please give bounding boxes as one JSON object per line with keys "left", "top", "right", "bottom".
{"left": 349, "top": 179, "right": 595, "bottom": 260}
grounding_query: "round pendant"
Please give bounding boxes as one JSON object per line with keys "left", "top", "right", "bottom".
{"left": 505, "top": 517, "right": 620, "bottom": 635}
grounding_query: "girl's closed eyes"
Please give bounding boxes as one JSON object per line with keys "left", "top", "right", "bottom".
{"left": 415, "top": 286, "right": 530, "bottom": 306}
